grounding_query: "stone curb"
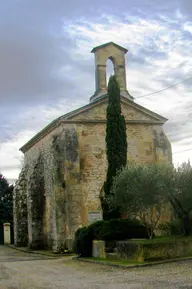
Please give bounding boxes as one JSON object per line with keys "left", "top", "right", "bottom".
{"left": 6, "top": 245, "right": 73, "bottom": 258}
{"left": 73, "top": 256, "right": 192, "bottom": 269}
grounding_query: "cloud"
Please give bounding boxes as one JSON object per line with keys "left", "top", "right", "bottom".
{"left": 63, "top": 12, "right": 184, "bottom": 58}
{"left": 179, "top": 0, "right": 192, "bottom": 18}
{"left": 0, "top": 23, "right": 78, "bottom": 106}
{"left": 0, "top": 130, "right": 32, "bottom": 183}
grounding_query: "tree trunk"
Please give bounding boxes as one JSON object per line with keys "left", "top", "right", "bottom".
{"left": 168, "top": 195, "right": 192, "bottom": 236}
{"left": 147, "top": 226, "right": 154, "bottom": 239}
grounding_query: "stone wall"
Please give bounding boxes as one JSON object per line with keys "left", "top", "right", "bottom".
{"left": 116, "top": 238, "right": 192, "bottom": 262}
{"left": 76, "top": 122, "right": 171, "bottom": 225}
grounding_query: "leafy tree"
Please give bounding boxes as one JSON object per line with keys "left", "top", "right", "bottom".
{"left": 102, "top": 75, "right": 127, "bottom": 220}
{"left": 153, "top": 160, "right": 192, "bottom": 236}
{"left": 167, "top": 161, "right": 192, "bottom": 236}
{"left": 106, "top": 163, "right": 168, "bottom": 238}
{"left": 0, "top": 173, "right": 14, "bottom": 223}
{"left": 106, "top": 160, "right": 192, "bottom": 238}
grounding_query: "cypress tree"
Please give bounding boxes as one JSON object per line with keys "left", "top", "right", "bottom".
{"left": 0, "top": 174, "right": 13, "bottom": 223}
{"left": 102, "top": 75, "right": 127, "bottom": 220}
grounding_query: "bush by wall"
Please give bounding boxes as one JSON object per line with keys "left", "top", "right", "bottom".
{"left": 73, "top": 227, "right": 94, "bottom": 257}
{"left": 73, "top": 218, "right": 149, "bottom": 257}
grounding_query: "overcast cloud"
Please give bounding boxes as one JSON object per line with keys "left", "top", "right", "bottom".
{"left": 0, "top": 0, "right": 192, "bottom": 183}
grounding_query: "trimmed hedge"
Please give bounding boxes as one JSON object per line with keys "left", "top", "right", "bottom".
{"left": 89, "top": 218, "right": 149, "bottom": 241}
{"left": 73, "top": 218, "right": 149, "bottom": 257}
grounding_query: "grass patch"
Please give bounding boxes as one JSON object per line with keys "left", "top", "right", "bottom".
{"left": 128, "top": 236, "right": 192, "bottom": 244}
{"left": 80, "top": 255, "right": 192, "bottom": 267}
{"left": 83, "top": 257, "right": 146, "bottom": 266}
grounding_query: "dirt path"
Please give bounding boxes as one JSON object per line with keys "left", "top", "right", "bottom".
{"left": 1, "top": 246, "right": 192, "bottom": 288}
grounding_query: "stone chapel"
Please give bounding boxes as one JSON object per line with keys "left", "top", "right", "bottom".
{"left": 13, "top": 42, "right": 172, "bottom": 252}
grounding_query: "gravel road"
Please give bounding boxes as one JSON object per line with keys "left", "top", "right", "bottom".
{"left": 1, "top": 246, "right": 192, "bottom": 289}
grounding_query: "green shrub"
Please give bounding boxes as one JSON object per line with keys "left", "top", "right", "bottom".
{"left": 89, "top": 218, "right": 149, "bottom": 241}
{"left": 158, "top": 219, "right": 184, "bottom": 236}
{"left": 73, "top": 218, "right": 149, "bottom": 257}
{"left": 73, "top": 227, "right": 94, "bottom": 257}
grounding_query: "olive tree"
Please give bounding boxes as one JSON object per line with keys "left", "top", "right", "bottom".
{"left": 0, "top": 173, "right": 14, "bottom": 223}
{"left": 168, "top": 161, "right": 192, "bottom": 236}
{"left": 106, "top": 163, "right": 171, "bottom": 239}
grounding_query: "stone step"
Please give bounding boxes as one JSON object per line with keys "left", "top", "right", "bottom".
{"left": 106, "top": 252, "right": 118, "bottom": 260}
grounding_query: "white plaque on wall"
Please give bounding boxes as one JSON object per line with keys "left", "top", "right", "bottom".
{"left": 88, "top": 211, "right": 103, "bottom": 224}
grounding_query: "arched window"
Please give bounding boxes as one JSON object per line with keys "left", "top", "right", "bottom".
{"left": 106, "top": 58, "right": 115, "bottom": 88}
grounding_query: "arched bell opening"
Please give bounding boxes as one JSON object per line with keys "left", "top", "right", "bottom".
{"left": 106, "top": 58, "right": 115, "bottom": 88}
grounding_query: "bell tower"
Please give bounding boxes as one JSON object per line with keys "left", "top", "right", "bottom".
{"left": 90, "top": 42, "right": 133, "bottom": 102}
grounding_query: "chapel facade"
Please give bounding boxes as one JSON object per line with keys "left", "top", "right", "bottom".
{"left": 13, "top": 42, "right": 172, "bottom": 252}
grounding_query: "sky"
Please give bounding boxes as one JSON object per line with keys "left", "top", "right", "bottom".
{"left": 1, "top": 0, "right": 192, "bottom": 183}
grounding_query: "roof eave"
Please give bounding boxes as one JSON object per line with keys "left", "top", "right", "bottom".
{"left": 120, "top": 95, "right": 168, "bottom": 123}
{"left": 91, "top": 42, "right": 128, "bottom": 54}
{"left": 19, "top": 117, "right": 61, "bottom": 153}
{"left": 19, "top": 95, "right": 168, "bottom": 153}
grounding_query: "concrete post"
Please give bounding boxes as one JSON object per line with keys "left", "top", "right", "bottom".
{"left": 92, "top": 240, "right": 106, "bottom": 258}
{"left": 4, "top": 223, "right": 11, "bottom": 245}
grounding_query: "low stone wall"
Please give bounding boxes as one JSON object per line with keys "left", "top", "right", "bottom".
{"left": 116, "top": 238, "right": 192, "bottom": 262}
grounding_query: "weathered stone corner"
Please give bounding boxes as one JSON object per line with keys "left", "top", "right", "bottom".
{"left": 13, "top": 165, "right": 28, "bottom": 247}
{"left": 27, "top": 154, "right": 46, "bottom": 250}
